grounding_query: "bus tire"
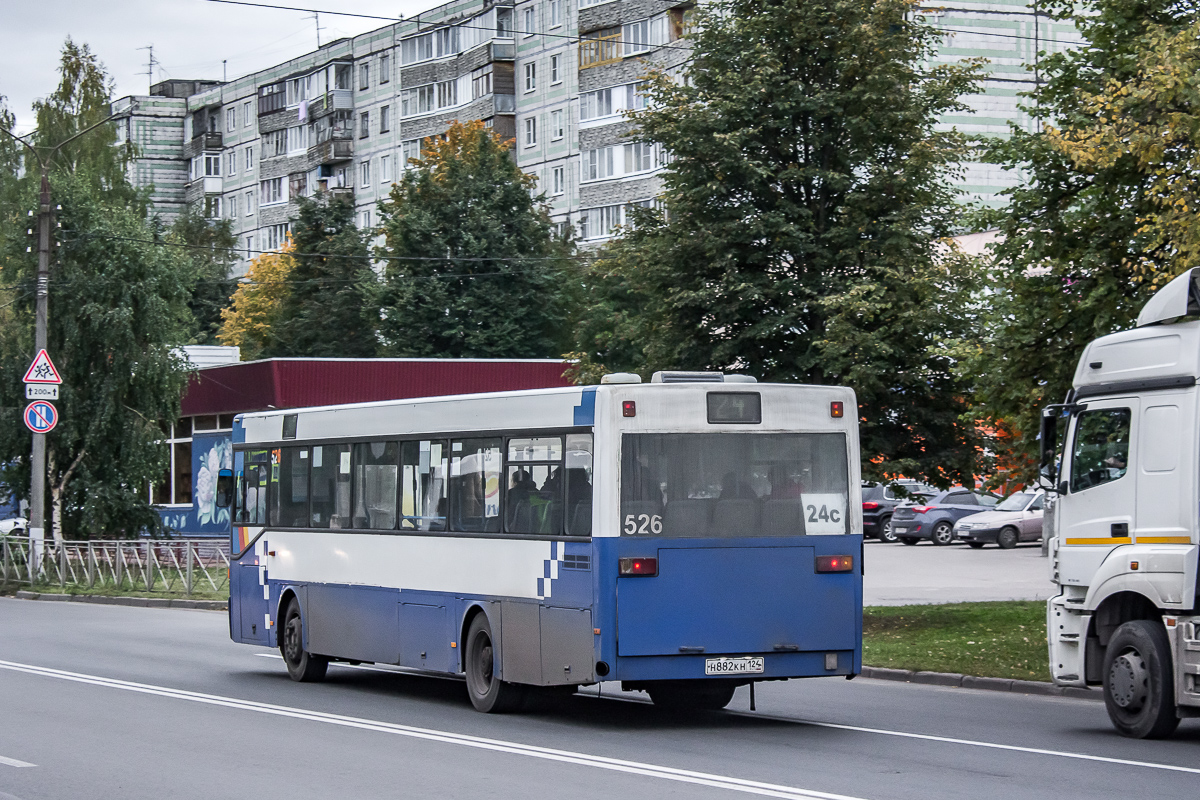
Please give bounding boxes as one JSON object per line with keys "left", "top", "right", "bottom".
{"left": 997, "top": 527, "right": 1019, "bottom": 550}
{"left": 280, "top": 599, "right": 328, "bottom": 683}
{"left": 647, "top": 681, "right": 737, "bottom": 711}
{"left": 465, "top": 613, "right": 526, "bottom": 713}
{"left": 1103, "top": 620, "right": 1179, "bottom": 739}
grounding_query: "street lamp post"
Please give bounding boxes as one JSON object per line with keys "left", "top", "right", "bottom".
{"left": 0, "top": 106, "right": 133, "bottom": 545}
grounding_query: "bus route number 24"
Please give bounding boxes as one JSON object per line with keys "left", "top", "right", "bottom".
{"left": 807, "top": 504, "right": 841, "bottom": 524}
{"left": 624, "top": 513, "right": 663, "bottom": 535}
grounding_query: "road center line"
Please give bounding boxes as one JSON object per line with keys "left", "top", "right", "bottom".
{"left": 0, "top": 755, "right": 36, "bottom": 768}
{"left": 0, "top": 659, "right": 864, "bottom": 800}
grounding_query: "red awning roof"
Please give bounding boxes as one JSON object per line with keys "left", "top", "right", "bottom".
{"left": 181, "top": 358, "right": 574, "bottom": 417}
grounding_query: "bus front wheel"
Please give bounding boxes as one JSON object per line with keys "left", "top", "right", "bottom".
{"left": 465, "top": 613, "right": 526, "bottom": 713}
{"left": 281, "top": 599, "right": 328, "bottom": 683}
{"left": 647, "top": 681, "right": 737, "bottom": 711}
{"left": 1103, "top": 620, "right": 1179, "bottom": 739}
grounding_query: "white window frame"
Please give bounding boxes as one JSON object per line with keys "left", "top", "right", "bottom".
{"left": 550, "top": 54, "right": 561, "bottom": 84}
{"left": 549, "top": 0, "right": 562, "bottom": 27}
{"left": 226, "top": 107, "right": 236, "bottom": 132}
{"left": 360, "top": 62, "right": 370, "bottom": 90}
{"left": 259, "top": 177, "right": 285, "bottom": 206}
{"left": 244, "top": 190, "right": 255, "bottom": 216}
{"left": 523, "top": 6, "right": 536, "bottom": 37}
{"left": 381, "top": 154, "right": 392, "bottom": 183}
{"left": 244, "top": 146, "right": 254, "bottom": 171}
{"left": 551, "top": 109, "right": 564, "bottom": 140}
{"left": 380, "top": 104, "right": 391, "bottom": 133}
{"left": 578, "top": 204, "right": 622, "bottom": 240}
{"left": 227, "top": 151, "right": 237, "bottom": 177}
{"left": 524, "top": 117, "right": 537, "bottom": 148}
{"left": 524, "top": 62, "right": 537, "bottom": 93}
{"left": 360, "top": 159, "right": 371, "bottom": 188}
{"left": 379, "top": 53, "right": 391, "bottom": 83}
{"left": 243, "top": 101, "right": 252, "bottom": 126}
{"left": 152, "top": 421, "right": 193, "bottom": 507}
{"left": 552, "top": 165, "right": 564, "bottom": 195}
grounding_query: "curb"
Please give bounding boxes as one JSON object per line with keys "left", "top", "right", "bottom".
{"left": 12, "top": 590, "right": 226, "bottom": 611}
{"left": 859, "top": 665, "right": 1100, "bottom": 701}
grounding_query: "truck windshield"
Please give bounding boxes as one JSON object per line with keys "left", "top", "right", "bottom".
{"left": 620, "top": 433, "right": 849, "bottom": 537}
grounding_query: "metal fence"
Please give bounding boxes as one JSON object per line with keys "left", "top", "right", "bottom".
{"left": 0, "top": 536, "right": 230, "bottom": 597}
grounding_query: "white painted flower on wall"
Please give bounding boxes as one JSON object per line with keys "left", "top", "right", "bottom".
{"left": 196, "top": 440, "right": 233, "bottom": 526}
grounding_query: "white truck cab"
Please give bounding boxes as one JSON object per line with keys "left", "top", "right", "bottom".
{"left": 1044, "top": 267, "right": 1200, "bottom": 738}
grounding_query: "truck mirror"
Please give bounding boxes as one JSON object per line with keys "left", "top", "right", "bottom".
{"left": 216, "top": 469, "right": 234, "bottom": 509}
{"left": 1039, "top": 408, "right": 1059, "bottom": 486}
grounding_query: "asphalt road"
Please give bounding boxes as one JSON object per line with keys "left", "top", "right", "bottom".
{"left": 2, "top": 598, "right": 1199, "bottom": 800}
{"left": 863, "top": 539, "right": 1053, "bottom": 606}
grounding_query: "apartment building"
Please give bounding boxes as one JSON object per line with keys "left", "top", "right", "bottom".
{"left": 112, "top": 0, "right": 1078, "bottom": 265}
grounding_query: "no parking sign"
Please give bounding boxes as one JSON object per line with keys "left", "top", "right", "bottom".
{"left": 24, "top": 401, "right": 57, "bottom": 433}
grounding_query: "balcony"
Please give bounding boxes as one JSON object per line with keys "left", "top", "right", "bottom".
{"left": 494, "top": 93, "right": 516, "bottom": 113}
{"left": 490, "top": 40, "right": 516, "bottom": 61}
{"left": 309, "top": 131, "right": 353, "bottom": 165}
{"left": 258, "top": 90, "right": 286, "bottom": 116}
{"left": 307, "top": 89, "right": 354, "bottom": 120}
{"left": 184, "top": 131, "right": 223, "bottom": 159}
{"left": 201, "top": 176, "right": 223, "bottom": 194}
{"left": 579, "top": 30, "right": 621, "bottom": 69}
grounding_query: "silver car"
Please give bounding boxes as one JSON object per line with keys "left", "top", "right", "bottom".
{"left": 954, "top": 491, "right": 1044, "bottom": 549}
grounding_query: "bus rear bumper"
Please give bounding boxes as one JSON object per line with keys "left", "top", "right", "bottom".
{"left": 612, "top": 650, "right": 858, "bottom": 683}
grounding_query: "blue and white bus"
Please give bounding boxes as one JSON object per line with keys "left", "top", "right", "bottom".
{"left": 224, "top": 372, "right": 863, "bottom": 712}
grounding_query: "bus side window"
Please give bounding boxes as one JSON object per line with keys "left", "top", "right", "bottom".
{"left": 353, "top": 441, "right": 398, "bottom": 530}
{"left": 400, "top": 440, "right": 448, "bottom": 531}
{"left": 450, "top": 438, "right": 502, "bottom": 533}
{"left": 244, "top": 450, "right": 271, "bottom": 525}
{"left": 565, "top": 434, "right": 593, "bottom": 536}
{"left": 311, "top": 444, "right": 352, "bottom": 528}
{"left": 506, "top": 436, "right": 564, "bottom": 535}
{"left": 234, "top": 470, "right": 245, "bottom": 523}
{"left": 270, "top": 447, "right": 310, "bottom": 528}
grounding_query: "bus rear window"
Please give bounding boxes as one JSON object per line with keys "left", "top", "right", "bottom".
{"left": 620, "top": 433, "right": 848, "bottom": 537}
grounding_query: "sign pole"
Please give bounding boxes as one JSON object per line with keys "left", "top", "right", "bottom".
{"left": 30, "top": 168, "right": 50, "bottom": 549}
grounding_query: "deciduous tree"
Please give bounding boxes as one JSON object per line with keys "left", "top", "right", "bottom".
{"left": 218, "top": 238, "right": 296, "bottom": 360}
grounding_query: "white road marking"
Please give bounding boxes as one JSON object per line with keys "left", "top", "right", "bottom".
{"left": 0, "top": 659, "right": 863, "bottom": 800}
{"left": 0, "top": 755, "right": 36, "bottom": 768}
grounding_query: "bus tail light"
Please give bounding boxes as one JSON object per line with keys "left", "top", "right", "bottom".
{"left": 619, "top": 557, "right": 658, "bottom": 576}
{"left": 815, "top": 555, "right": 853, "bottom": 573}
{"left": 862, "top": 502, "right": 880, "bottom": 511}
{"left": 622, "top": 401, "right": 637, "bottom": 417}
{"left": 830, "top": 401, "right": 844, "bottom": 418}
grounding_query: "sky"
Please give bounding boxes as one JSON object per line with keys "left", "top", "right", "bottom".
{"left": 2, "top": 0, "right": 436, "bottom": 133}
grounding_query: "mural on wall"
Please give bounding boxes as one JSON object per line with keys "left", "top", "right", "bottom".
{"left": 158, "top": 433, "right": 233, "bottom": 535}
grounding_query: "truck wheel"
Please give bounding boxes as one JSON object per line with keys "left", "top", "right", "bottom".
{"left": 465, "top": 613, "right": 526, "bottom": 713}
{"left": 931, "top": 521, "right": 954, "bottom": 546}
{"left": 281, "top": 599, "right": 328, "bottom": 683}
{"left": 1103, "top": 620, "right": 1179, "bottom": 739}
{"left": 997, "top": 527, "right": 1019, "bottom": 550}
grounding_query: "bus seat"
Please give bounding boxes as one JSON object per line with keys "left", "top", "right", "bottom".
{"left": 664, "top": 499, "right": 710, "bottom": 536}
{"left": 507, "top": 499, "right": 532, "bottom": 532}
{"left": 568, "top": 503, "right": 592, "bottom": 536}
{"left": 761, "top": 500, "right": 805, "bottom": 536}
{"left": 711, "top": 499, "right": 759, "bottom": 535}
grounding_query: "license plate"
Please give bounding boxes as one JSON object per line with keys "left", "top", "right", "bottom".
{"left": 705, "top": 656, "right": 765, "bottom": 675}
{"left": 892, "top": 525, "right": 909, "bottom": 533}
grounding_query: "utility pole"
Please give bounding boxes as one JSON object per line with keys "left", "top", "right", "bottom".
{"left": 310, "top": 13, "right": 323, "bottom": 48}
{"left": 0, "top": 106, "right": 133, "bottom": 546}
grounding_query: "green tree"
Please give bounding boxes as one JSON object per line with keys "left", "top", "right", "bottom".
{"left": 170, "top": 210, "right": 239, "bottom": 345}
{"left": 0, "top": 40, "right": 192, "bottom": 538}
{"left": 375, "top": 120, "right": 575, "bottom": 358}
{"left": 267, "top": 192, "right": 377, "bottom": 357}
{"left": 572, "top": 0, "right": 984, "bottom": 484}
{"left": 219, "top": 239, "right": 297, "bottom": 360}
{"left": 972, "top": 0, "right": 1200, "bottom": 480}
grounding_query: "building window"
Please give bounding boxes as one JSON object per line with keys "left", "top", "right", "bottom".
{"left": 523, "top": 6, "right": 536, "bottom": 36}
{"left": 359, "top": 209, "right": 373, "bottom": 229}
{"left": 472, "top": 66, "right": 492, "bottom": 99}
{"left": 360, "top": 111, "right": 370, "bottom": 138}
{"left": 580, "top": 87, "right": 613, "bottom": 121}
{"left": 380, "top": 53, "right": 390, "bottom": 83}
{"left": 243, "top": 101, "right": 252, "bottom": 125}
{"left": 579, "top": 26, "right": 620, "bottom": 69}
{"left": 360, "top": 159, "right": 371, "bottom": 187}
{"left": 226, "top": 107, "right": 236, "bottom": 132}
{"left": 262, "top": 130, "right": 286, "bottom": 158}
{"left": 380, "top": 105, "right": 391, "bottom": 133}
{"left": 153, "top": 420, "right": 193, "bottom": 506}
{"left": 551, "top": 109, "right": 564, "bottom": 140}
{"left": 625, "top": 141, "right": 655, "bottom": 173}
{"left": 437, "top": 79, "right": 458, "bottom": 108}
{"left": 497, "top": 7, "right": 514, "bottom": 35}
{"left": 524, "top": 117, "right": 537, "bottom": 147}
{"left": 550, "top": 54, "right": 561, "bottom": 83}
{"left": 552, "top": 165, "right": 564, "bottom": 195}
{"left": 381, "top": 154, "right": 392, "bottom": 183}
{"left": 205, "top": 196, "right": 222, "bottom": 219}
{"left": 582, "top": 146, "right": 614, "bottom": 181}
{"left": 264, "top": 223, "right": 289, "bottom": 251}
{"left": 401, "top": 85, "right": 435, "bottom": 117}
{"left": 259, "top": 177, "right": 284, "bottom": 205}
{"left": 289, "top": 172, "right": 308, "bottom": 199}
{"left": 286, "top": 125, "right": 306, "bottom": 154}
{"left": 402, "top": 138, "right": 422, "bottom": 168}
{"left": 579, "top": 204, "right": 621, "bottom": 239}
{"left": 524, "top": 62, "right": 537, "bottom": 92}
{"left": 227, "top": 194, "right": 239, "bottom": 218}
{"left": 227, "top": 152, "right": 237, "bottom": 176}
{"left": 549, "top": 0, "right": 562, "bottom": 27}
{"left": 244, "top": 146, "right": 254, "bottom": 171}
{"left": 245, "top": 235, "right": 253, "bottom": 257}
{"left": 623, "top": 16, "right": 668, "bottom": 56}
{"left": 360, "top": 62, "right": 370, "bottom": 90}
{"left": 400, "top": 32, "right": 435, "bottom": 64}
{"left": 244, "top": 190, "right": 254, "bottom": 216}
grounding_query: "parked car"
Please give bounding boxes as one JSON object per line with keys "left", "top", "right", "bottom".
{"left": 891, "top": 489, "right": 1002, "bottom": 545}
{"left": 0, "top": 517, "right": 26, "bottom": 536}
{"left": 954, "top": 490, "right": 1045, "bottom": 549}
{"left": 861, "top": 481, "right": 936, "bottom": 542}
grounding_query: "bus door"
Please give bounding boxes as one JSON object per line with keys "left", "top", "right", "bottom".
{"left": 1057, "top": 398, "right": 1138, "bottom": 587}
{"left": 231, "top": 449, "right": 272, "bottom": 645}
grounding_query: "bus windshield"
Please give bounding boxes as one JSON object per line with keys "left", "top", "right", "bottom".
{"left": 620, "top": 432, "right": 849, "bottom": 537}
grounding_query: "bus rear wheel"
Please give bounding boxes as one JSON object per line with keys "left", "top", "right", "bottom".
{"left": 280, "top": 599, "right": 328, "bottom": 683}
{"left": 1103, "top": 620, "right": 1179, "bottom": 739}
{"left": 464, "top": 613, "right": 526, "bottom": 713}
{"left": 647, "top": 681, "right": 737, "bottom": 711}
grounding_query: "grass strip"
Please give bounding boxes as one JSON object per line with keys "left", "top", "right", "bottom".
{"left": 863, "top": 601, "right": 1048, "bottom": 681}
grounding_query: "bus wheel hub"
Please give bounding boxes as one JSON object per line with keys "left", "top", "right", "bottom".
{"left": 1109, "top": 650, "right": 1149, "bottom": 709}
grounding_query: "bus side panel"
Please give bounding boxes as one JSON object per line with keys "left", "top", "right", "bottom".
{"left": 232, "top": 547, "right": 270, "bottom": 646}
{"left": 307, "top": 584, "right": 402, "bottom": 664}
{"left": 398, "top": 594, "right": 453, "bottom": 672}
